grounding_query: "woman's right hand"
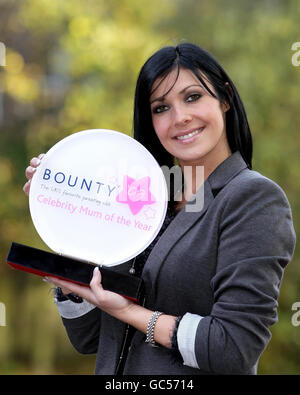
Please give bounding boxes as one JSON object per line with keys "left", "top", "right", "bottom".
{"left": 23, "top": 153, "right": 45, "bottom": 196}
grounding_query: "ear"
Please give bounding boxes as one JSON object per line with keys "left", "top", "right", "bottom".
{"left": 221, "top": 101, "right": 230, "bottom": 112}
{"left": 223, "top": 81, "right": 233, "bottom": 112}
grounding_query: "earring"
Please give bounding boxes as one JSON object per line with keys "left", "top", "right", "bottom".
{"left": 225, "top": 82, "right": 233, "bottom": 98}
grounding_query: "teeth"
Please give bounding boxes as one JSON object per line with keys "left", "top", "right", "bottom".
{"left": 176, "top": 128, "right": 203, "bottom": 140}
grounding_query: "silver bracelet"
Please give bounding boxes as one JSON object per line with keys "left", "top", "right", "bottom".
{"left": 145, "top": 311, "right": 163, "bottom": 347}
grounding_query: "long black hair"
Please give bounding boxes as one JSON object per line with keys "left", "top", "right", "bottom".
{"left": 133, "top": 43, "right": 253, "bottom": 170}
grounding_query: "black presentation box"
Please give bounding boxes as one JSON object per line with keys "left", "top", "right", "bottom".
{"left": 6, "top": 242, "right": 144, "bottom": 304}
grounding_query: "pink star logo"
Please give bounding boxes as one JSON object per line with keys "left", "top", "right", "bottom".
{"left": 116, "top": 175, "right": 156, "bottom": 215}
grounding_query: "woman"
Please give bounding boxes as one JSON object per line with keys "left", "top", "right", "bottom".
{"left": 24, "top": 43, "right": 296, "bottom": 374}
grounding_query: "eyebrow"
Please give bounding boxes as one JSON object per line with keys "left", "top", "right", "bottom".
{"left": 150, "top": 84, "right": 204, "bottom": 104}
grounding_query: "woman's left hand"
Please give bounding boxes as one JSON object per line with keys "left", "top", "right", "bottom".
{"left": 46, "top": 266, "right": 135, "bottom": 318}
{"left": 48, "top": 267, "right": 178, "bottom": 349}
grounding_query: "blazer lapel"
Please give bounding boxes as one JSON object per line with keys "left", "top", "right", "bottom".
{"left": 142, "top": 182, "right": 214, "bottom": 305}
{"left": 142, "top": 151, "right": 248, "bottom": 305}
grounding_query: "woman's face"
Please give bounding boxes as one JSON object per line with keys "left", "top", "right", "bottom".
{"left": 150, "top": 67, "right": 231, "bottom": 168}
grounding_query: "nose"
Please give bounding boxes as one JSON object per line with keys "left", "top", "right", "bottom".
{"left": 173, "top": 105, "right": 192, "bottom": 128}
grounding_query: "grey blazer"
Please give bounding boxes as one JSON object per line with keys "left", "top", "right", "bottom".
{"left": 59, "top": 151, "right": 296, "bottom": 375}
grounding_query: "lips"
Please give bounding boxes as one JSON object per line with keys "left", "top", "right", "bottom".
{"left": 175, "top": 127, "right": 205, "bottom": 141}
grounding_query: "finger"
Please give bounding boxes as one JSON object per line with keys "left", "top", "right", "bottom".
{"left": 25, "top": 165, "right": 36, "bottom": 180}
{"left": 90, "top": 267, "right": 105, "bottom": 299}
{"left": 23, "top": 179, "right": 31, "bottom": 196}
{"left": 90, "top": 266, "right": 102, "bottom": 286}
{"left": 46, "top": 276, "right": 93, "bottom": 301}
{"left": 30, "top": 157, "right": 42, "bottom": 167}
{"left": 43, "top": 278, "right": 73, "bottom": 294}
{"left": 38, "top": 153, "right": 45, "bottom": 160}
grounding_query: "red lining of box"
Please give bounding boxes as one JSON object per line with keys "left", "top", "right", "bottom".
{"left": 7, "top": 260, "right": 138, "bottom": 303}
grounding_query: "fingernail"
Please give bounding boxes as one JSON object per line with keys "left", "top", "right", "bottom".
{"left": 93, "top": 266, "right": 99, "bottom": 274}
{"left": 33, "top": 158, "right": 41, "bottom": 166}
{"left": 43, "top": 277, "right": 50, "bottom": 282}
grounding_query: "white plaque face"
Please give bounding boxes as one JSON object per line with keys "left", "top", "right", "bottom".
{"left": 29, "top": 129, "right": 168, "bottom": 266}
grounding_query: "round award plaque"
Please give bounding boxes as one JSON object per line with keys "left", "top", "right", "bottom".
{"left": 29, "top": 129, "right": 168, "bottom": 267}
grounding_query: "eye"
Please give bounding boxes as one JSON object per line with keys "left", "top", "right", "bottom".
{"left": 186, "top": 93, "right": 202, "bottom": 102}
{"left": 152, "top": 104, "right": 169, "bottom": 114}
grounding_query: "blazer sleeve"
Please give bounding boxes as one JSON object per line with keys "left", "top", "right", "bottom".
{"left": 192, "top": 175, "right": 296, "bottom": 373}
{"left": 56, "top": 300, "right": 102, "bottom": 354}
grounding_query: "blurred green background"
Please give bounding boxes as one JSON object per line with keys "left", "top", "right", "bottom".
{"left": 0, "top": 0, "right": 299, "bottom": 374}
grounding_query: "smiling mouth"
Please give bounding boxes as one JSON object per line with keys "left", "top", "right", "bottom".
{"left": 176, "top": 127, "right": 205, "bottom": 140}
